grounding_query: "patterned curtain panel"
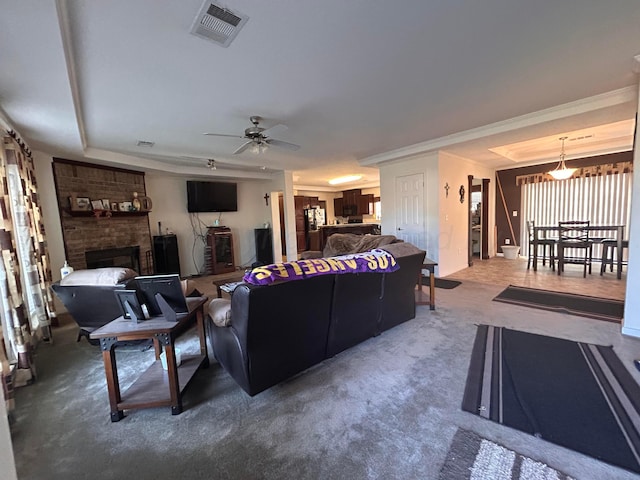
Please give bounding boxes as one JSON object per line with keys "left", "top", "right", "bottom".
{"left": 0, "top": 133, "right": 55, "bottom": 412}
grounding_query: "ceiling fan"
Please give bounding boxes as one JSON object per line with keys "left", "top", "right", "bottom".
{"left": 204, "top": 116, "right": 300, "bottom": 154}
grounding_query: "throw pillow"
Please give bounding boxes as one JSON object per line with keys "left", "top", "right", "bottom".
{"left": 60, "top": 267, "right": 138, "bottom": 286}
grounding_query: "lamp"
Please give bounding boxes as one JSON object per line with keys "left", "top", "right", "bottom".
{"left": 548, "top": 136, "right": 576, "bottom": 180}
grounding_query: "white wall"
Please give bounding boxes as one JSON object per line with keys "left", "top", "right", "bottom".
{"left": 380, "top": 152, "right": 439, "bottom": 262}
{"left": 438, "top": 151, "right": 497, "bottom": 276}
{"left": 145, "top": 174, "right": 275, "bottom": 276}
{"left": 379, "top": 150, "right": 497, "bottom": 277}
{"left": 622, "top": 83, "right": 639, "bottom": 338}
{"left": 32, "top": 152, "right": 65, "bottom": 281}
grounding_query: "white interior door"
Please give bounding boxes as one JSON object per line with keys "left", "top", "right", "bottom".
{"left": 395, "top": 173, "right": 425, "bottom": 248}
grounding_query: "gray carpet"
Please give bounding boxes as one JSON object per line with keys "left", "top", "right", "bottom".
{"left": 10, "top": 280, "right": 640, "bottom": 479}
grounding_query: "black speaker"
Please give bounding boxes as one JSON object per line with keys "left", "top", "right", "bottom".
{"left": 153, "top": 235, "right": 181, "bottom": 274}
{"left": 255, "top": 228, "right": 273, "bottom": 265}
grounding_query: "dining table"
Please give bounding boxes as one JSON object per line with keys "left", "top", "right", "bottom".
{"left": 532, "top": 224, "right": 626, "bottom": 279}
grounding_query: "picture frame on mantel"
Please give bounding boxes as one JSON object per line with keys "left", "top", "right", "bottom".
{"left": 69, "top": 195, "right": 91, "bottom": 211}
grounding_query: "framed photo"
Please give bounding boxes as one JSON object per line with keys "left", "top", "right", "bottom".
{"left": 102, "top": 199, "right": 110, "bottom": 210}
{"left": 70, "top": 196, "right": 91, "bottom": 211}
{"left": 119, "top": 201, "right": 132, "bottom": 212}
{"left": 91, "top": 200, "right": 104, "bottom": 210}
{"left": 111, "top": 202, "right": 119, "bottom": 211}
{"left": 114, "top": 289, "right": 146, "bottom": 322}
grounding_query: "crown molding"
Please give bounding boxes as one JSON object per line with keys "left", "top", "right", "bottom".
{"left": 360, "top": 86, "right": 638, "bottom": 166}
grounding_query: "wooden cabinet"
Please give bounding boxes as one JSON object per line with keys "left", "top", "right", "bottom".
{"left": 334, "top": 197, "right": 343, "bottom": 216}
{"left": 334, "top": 189, "right": 375, "bottom": 216}
{"left": 294, "top": 196, "right": 307, "bottom": 252}
{"left": 206, "top": 227, "right": 235, "bottom": 274}
{"left": 358, "top": 194, "right": 374, "bottom": 215}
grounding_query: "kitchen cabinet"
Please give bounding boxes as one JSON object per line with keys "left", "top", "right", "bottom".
{"left": 358, "top": 194, "right": 374, "bottom": 215}
{"left": 334, "top": 197, "right": 343, "bottom": 216}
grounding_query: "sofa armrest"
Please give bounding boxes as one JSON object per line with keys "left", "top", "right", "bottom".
{"left": 208, "top": 298, "right": 232, "bottom": 327}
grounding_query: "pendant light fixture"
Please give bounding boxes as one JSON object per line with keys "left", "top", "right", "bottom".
{"left": 548, "top": 136, "right": 576, "bottom": 180}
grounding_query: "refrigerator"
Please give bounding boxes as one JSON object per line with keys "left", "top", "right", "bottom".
{"left": 305, "top": 207, "right": 326, "bottom": 231}
{"left": 304, "top": 207, "right": 326, "bottom": 250}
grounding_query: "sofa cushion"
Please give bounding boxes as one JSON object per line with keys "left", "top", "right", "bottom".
{"left": 60, "top": 267, "right": 138, "bottom": 286}
{"left": 208, "top": 298, "right": 232, "bottom": 327}
{"left": 243, "top": 249, "right": 399, "bottom": 286}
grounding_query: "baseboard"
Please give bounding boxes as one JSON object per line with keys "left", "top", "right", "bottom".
{"left": 622, "top": 325, "right": 640, "bottom": 338}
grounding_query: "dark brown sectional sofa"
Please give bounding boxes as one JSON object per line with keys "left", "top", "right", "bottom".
{"left": 207, "top": 242, "right": 426, "bottom": 396}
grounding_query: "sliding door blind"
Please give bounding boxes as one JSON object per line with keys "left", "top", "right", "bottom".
{"left": 521, "top": 173, "right": 632, "bottom": 256}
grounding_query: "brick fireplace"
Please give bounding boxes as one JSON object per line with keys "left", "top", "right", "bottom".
{"left": 53, "top": 159, "right": 153, "bottom": 273}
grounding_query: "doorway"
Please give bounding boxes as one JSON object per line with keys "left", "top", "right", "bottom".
{"left": 395, "top": 173, "right": 425, "bottom": 248}
{"left": 468, "top": 175, "right": 489, "bottom": 266}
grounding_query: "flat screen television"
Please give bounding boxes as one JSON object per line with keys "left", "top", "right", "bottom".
{"left": 187, "top": 180, "right": 238, "bottom": 212}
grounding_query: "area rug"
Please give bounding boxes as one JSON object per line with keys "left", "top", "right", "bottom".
{"left": 462, "top": 325, "right": 640, "bottom": 474}
{"left": 439, "top": 428, "right": 573, "bottom": 480}
{"left": 492, "top": 285, "right": 624, "bottom": 323}
{"left": 421, "top": 277, "right": 462, "bottom": 289}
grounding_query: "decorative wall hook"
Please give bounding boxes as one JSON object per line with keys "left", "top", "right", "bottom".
{"left": 459, "top": 185, "right": 465, "bottom": 203}
{"left": 444, "top": 183, "right": 450, "bottom": 198}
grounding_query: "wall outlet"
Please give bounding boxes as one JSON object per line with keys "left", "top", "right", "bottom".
{"left": 505, "top": 238, "right": 511, "bottom": 245}
{"left": 512, "top": 210, "right": 518, "bottom": 217}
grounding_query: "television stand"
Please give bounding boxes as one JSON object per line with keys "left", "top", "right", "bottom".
{"left": 206, "top": 227, "right": 236, "bottom": 274}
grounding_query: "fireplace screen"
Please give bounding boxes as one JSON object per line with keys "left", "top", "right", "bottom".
{"left": 85, "top": 246, "right": 140, "bottom": 273}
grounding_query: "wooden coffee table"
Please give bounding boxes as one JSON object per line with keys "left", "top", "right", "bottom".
{"left": 90, "top": 296, "right": 208, "bottom": 422}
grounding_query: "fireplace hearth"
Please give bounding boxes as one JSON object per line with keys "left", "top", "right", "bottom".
{"left": 85, "top": 246, "right": 140, "bottom": 273}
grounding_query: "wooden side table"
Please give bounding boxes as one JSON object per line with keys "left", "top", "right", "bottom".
{"left": 416, "top": 259, "right": 437, "bottom": 310}
{"left": 90, "top": 297, "right": 208, "bottom": 422}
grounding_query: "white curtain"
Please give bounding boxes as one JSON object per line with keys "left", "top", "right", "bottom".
{"left": 521, "top": 173, "right": 633, "bottom": 257}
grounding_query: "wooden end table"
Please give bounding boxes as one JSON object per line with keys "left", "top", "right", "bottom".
{"left": 416, "top": 259, "right": 437, "bottom": 310}
{"left": 90, "top": 296, "right": 208, "bottom": 422}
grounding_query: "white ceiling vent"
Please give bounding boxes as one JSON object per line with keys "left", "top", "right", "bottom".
{"left": 190, "top": 2, "right": 248, "bottom": 48}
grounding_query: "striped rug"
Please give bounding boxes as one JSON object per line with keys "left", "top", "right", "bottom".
{"left": 462, "top": 325, "right": 640, "bottom": 474}
{"left": 439, "top": 429, "right": 573, "bottom": 480}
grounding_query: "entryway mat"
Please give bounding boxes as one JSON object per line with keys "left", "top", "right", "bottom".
{"left": 493, "top": 285, "right": 623, "bottom": 323}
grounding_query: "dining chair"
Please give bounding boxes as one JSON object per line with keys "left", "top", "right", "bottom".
{"left": 600, "top": 239, "right": 629, "bottom": 275}
{"left": 526, "top": 220, "right": 556, "bottom": 270}
{"left": 557, "top": 221, "right": 593, "bottom": 277}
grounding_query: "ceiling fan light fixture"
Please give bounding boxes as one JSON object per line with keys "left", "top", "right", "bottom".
{"left": 250, "top": 141, "right": 268, "bottom": 155}
{"left": 548, "top": 136, "right": 576, "bottom": 180}
{"left": 328, "top": 175, "right": 363, "bottom": 185}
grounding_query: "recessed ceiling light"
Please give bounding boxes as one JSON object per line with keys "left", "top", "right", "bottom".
{"left": 328, "top": 175, "right": 363, "bottom": 185}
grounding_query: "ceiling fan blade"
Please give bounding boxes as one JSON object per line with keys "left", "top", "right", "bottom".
{"left": 261, "top": 124, "right": 288, "bottom": 137}
{"left": 233, "top": 141, "right": 254, "bottom": 154}
{"left": 203, "top": 133, "right": 245, "bottom": 138}
{"left": 266, "top": 138, "right": 300, "bottom": 151}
